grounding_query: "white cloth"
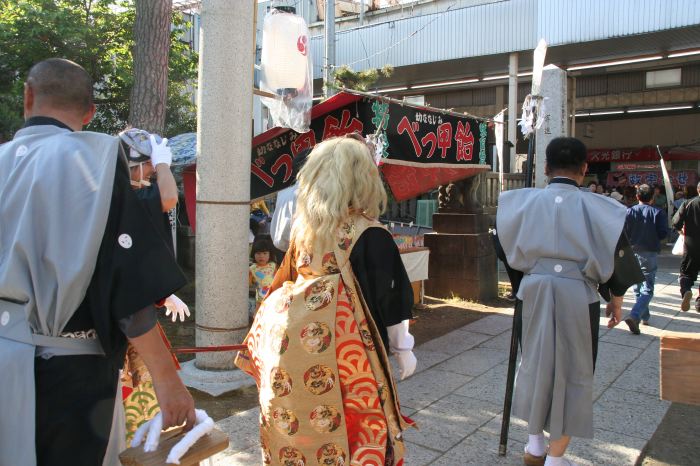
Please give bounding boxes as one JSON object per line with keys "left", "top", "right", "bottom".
{"left": 269, "top": 184, "right": 298, "bottom": 251}
{"left": 399, "top": 249, "right": 430, "bottom": 282}
{"left": 387, "top": 319, "right": 416, "bottom": 380}
{"left": 131, "top": 409, "right": 215, "bottom": 464}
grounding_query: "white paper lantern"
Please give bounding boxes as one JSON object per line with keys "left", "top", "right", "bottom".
{"left": 261, "top": 11, "right": 310, "bottom": 91}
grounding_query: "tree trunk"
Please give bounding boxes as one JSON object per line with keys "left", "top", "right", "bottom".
{"left": 129, "top": 0, "right": 172, "bottom": 134}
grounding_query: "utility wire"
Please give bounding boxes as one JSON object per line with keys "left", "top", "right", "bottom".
{"left": 337, "top": 1, "right": 457, "bottom": 69}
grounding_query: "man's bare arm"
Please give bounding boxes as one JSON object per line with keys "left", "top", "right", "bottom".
{"left": 128, "top": 326, "right": 195, "bottom": 430}
{"left": 154, "top": 163, "right": 178, "bottom": 212}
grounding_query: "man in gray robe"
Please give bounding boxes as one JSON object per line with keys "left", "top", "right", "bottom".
{"left": 496, "top": 137, "right": 641, "bottom": 466}
{"left": 0, "top": 58, "right": 195, "bottom": 465}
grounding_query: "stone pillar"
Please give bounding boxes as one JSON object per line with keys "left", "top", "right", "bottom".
{"left": 324, "top": 0, "right": 336, "bottom": 98}
{"left": 195, "top": 0, "right": 254, "bottom": 370}
{"left": 424, "top": 174, "right": 497, "bottom": 301}
{"left": 508, "top": 52, "right": 519, "bottom": 173}
{"left": 535, "top": 64, "right": 568, "bottom": 188}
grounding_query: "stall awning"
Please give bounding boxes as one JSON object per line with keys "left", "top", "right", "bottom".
{"left": 184, "top": 90, "right": 492, "bottom": 232}
{"left": 250, "top": 90, "right": 491, "bottom": 202}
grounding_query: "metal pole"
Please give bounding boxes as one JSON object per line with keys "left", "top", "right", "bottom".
{"left": 324, "top": 0, "right": 336, "bottom": 98}
{"left": 359, "top": 0, "right": 365, "bottom": 26}
{"left": 499, "top": 120, "right": 535, "bottom": 457}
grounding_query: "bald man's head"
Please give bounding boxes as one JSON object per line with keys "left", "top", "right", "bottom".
{"left": 26, "top": 58, "right": 93, "bottom": 114}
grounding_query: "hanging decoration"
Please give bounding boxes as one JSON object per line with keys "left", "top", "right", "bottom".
{"left": 519, "top": 95, "right": 546, "bottom": 137}
{"left": 494, "top": 110, "right": 505, "bottom": 191}
{"left": 259, "top": 8, "right": 313, "bottom": 133}
{"left": 519, "top": 39, "right": 548, "bottom": 139}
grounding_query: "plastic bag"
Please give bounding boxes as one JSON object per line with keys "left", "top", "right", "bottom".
{"left": 672, "top": 234, "right": 685, "bottom": 256}
{"left": 259, "top": 9, "right": 313, "bottom": 133}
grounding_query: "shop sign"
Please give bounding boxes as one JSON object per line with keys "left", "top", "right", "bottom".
{"left": 606, "top": 170, "right": 698, "bottom": 187}
{"left": 251, "top": 93, "right": 487, "bottom": 200}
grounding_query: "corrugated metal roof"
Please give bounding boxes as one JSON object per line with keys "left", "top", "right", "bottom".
{"left": 311, "top": 0, "right": 537, "bottom": 76}
{"left": 538, "top": 0, "right": 700, "bottom": 46}
{"left": 310, "top": 0, "right": 700, "bottom": 78}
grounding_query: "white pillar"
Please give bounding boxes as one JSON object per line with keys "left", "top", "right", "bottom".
{"left": 195, "top": 0, "right": 254, "bottom": 370}
{"left": 324, "top": 0, "right": 336, "bottom": 98}
{"left": 508, "top": 53, "right": 518, "bottom": 173}
{"left": 535, "top": 64, "right": 569, "bottom": 188}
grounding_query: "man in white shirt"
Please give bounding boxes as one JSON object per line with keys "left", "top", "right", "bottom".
{"left": 269, "top": 149, "right": 310, "bottom": 251}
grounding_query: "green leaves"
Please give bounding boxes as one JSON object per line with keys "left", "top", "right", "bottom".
{"left": 0, "top": 0, "right": 198, "bottom": 139}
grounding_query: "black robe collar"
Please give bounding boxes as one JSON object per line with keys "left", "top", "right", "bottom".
{"left": 23, "top": 116, "right": 73, "bottom": 132}
{"left": 549, "top": 177, "right": 580, "bottom": 188}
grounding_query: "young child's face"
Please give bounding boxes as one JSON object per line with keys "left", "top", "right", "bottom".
{"left": 255, "top": 251, "right": 270, "bottom": 265}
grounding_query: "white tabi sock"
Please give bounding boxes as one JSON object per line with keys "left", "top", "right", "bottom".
{"left": 526, "top": 433, "right": 546, "bottom": 457}
{"left": 544, "top": 456, "right": 578, "bottom": 466}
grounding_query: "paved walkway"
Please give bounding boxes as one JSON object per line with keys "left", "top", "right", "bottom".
{"left": 210, "top": 253, "right": 700, "bottom": 465}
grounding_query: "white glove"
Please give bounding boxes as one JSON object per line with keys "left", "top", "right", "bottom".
{"left": 387, "top": 320, "right": 417, "bottom": 380}
{"left": 395, "top": 350, "right": 417, "bottom": 381}
{"left": 164, "top": 294, "right": 190, "bottom": 322}
{"left": 149, "top": 134, "right": 172, "bottom": 167}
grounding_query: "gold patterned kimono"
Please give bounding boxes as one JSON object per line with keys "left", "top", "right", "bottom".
{"left": 235, "top": 215, "right": 415, "bottom": 466}
{"left": 121, "top": 322, "right": 178, "bottom": 442}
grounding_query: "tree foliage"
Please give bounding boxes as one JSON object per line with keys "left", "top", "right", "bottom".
{"left": 0, "top": 0, "right": 197, "bottom": 140}
{"left": 332, "top": 64, "right": 394, "bottom": 92}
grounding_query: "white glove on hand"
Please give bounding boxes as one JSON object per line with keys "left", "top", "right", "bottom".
{"left": 387, "top": 320, "right": 417, "bottom": 380}
{"left": 164, "top": 294, "right": 191, "bottom": 322}
{"left": 149, "top": 134, "right": 172, "bottom": 167}
{"left": 395, "top": 350, "right": 417, "bottom": 380}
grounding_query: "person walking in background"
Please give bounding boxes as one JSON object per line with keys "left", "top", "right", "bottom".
{"left": 496, "top": 137, "right": 642, "bottom": 466}
{"left": 673, "top": 181, "right": 700, "bottom": 312}
{"left": 623, "top": 184, "right": 668, "bottom": 333}
{"left": 653, "top": 185, "right": 668, "bottom": 213}
{"left": 610, "top": 187, "right": 624, "bottom": 203}
{"left": 269, "top": 148, "right": 310, "bottom": 253}
{"left": 622, "top": 186, "right": 637, "bottom": 207}
{"left": 673, "top": 190, "right": 686, "bottom": 212}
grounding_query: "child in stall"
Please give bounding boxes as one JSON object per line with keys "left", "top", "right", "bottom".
{"left": 249, "top": 238, "right": 277, "bottom": 312}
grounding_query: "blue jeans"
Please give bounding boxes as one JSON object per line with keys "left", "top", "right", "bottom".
{"left": 630, "top": 251, "right": 658, "bottom": 322}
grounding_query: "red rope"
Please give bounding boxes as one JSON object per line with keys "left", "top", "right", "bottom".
{"left": 170, "top": 344, "right": 247, "bottom": 354}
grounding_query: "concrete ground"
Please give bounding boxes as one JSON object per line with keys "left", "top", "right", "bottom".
{"left": 206, "top": 252, "right": 700, "bottom": 465}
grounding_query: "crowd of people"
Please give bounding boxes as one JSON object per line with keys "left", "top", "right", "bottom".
{"left": 3, "top": 57, "right": 698, "bottom": 466}
{"left": 586, "top": 179, "right": 698, "bottom": 214}
{"left": 0, "top": 58, "right": 417, "bottom": 466}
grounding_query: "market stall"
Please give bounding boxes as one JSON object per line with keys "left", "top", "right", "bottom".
{"left": 179, "top": 90, "right": 492, "bottom": 295}
{"left": 400, "top": 247, "right": 430, "bottom": 305}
